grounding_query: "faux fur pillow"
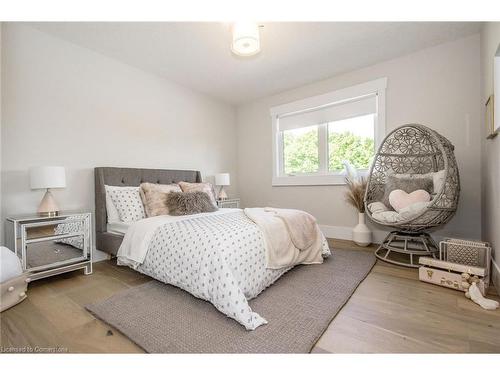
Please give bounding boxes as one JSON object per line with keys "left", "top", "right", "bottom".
{"left": 178, "top": 181, "right": 217, "bottom": 206}
{"left": 382, "top": 174, "right": 433, "bottom": 208}
{"left": 166, "top": 191, "right": 218, "bottom": 216}
{"left": 139, "top": 182, "right": 182, "bottom": 217}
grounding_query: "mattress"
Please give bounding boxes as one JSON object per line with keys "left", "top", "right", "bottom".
{"left": 107, "top": 221, "right": 131, "bottom": 235}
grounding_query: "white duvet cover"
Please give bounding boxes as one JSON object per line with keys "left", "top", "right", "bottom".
{"left": 117, "top": 209, "right": 330, "bottom": 330}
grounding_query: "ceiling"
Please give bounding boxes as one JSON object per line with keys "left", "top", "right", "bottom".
{"left": 29, "top": 22, "right": 481, "bottom": 104}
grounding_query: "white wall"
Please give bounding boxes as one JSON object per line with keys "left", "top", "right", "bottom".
{"left": 236, "top": 34, "right": 482, "bottom": 242}
{"left": 0, "top": 23, "right": 2, "bottom": 243}
{"left": 1, "top": 24, "right": 238, "bottom": 256}
{"left": 0, "top": 25, "right": 486, "bottom": 263}
{"left": 480, "top": 22, "right": 500, "bottom": 289}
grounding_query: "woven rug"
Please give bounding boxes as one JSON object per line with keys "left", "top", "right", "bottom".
{"left": 86, "top": 249, "right": 375, "bottom": 353}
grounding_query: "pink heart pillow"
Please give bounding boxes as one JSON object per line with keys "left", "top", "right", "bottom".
{"left": 388, "top": 189, "right": 431, "bottom": 212}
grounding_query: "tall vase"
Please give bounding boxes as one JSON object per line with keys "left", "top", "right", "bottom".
{"left": 352, "top": 212, "right": 372, "bottom": 247}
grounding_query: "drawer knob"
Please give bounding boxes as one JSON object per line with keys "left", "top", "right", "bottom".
{"left": 8, "top": 286, "right": 14, "bottom": 292}
{"left": 19, "top": 292, "right": 26, "bottom": 298}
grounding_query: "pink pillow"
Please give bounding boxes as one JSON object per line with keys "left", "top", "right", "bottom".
{"left": 388, "top": 189, "right": 430, "bottom": 212}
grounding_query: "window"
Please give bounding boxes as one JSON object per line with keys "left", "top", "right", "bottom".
{"left": 271, "top": 78, "right": 386, "bottom": 186}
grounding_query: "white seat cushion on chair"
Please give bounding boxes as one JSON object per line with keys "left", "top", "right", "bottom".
{"left": 369, "top": 201, "right": 430, "bottom": 224}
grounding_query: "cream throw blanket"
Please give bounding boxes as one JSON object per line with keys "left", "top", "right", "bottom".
{"left": 244, "top": 207, "right": 324, "bottom": 269}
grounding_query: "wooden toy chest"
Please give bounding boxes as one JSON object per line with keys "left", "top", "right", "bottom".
{"left": 418, "top": 257, "right": 486, "bottom": 295}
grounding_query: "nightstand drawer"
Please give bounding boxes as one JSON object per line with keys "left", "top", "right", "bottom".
{"left": 25, "top": 234, "right": 87, "bottom": 271}
{"left": 22, "top": 216, "right": 86, "bottom": 240}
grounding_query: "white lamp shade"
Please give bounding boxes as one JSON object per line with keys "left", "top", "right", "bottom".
{"left": 30, "top": 166, "right": 66, "bottom": 190}
{"left": 215, "top": 173, "right": 230, "bottom": 186}
{"left": 231, "top": 22, "right": 260, "bottom": 56}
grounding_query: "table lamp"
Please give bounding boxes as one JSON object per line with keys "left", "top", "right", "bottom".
{"left": 30, "top": 166, "right": 66, "bottom": 216}
{"left": 215, "top": 173, "right": 230, "bottom": 200}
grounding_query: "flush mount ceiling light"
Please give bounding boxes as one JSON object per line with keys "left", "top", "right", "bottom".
{"left": 231, "top": 22, "right": 261, "bottom": 57}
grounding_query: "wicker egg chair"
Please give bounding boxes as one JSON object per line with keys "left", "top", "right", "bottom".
{"left": 364, "top": 124, "right": 460, "bottom": 267}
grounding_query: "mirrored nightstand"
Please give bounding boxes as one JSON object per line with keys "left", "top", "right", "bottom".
{"left": 5, "top": 211, "right": 92, "bottom": 281}
{"left": 216, "top": 198, "right": 240, "bottom": 209}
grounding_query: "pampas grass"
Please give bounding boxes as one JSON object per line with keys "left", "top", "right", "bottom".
{"left": 344, "top": 176, "right": 367, "bottom": 213}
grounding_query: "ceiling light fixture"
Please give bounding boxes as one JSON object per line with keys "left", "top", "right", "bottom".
{"left": 231, "top": 22, "right": 261, "bottom": 57}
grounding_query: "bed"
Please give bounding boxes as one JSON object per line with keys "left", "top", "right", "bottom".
{"left": 94, "top": 167, "right": 330, "bottom": 330}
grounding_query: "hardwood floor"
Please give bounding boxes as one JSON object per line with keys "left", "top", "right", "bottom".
{"left": 1, "top": 239, "right": 499, "bottom": 353}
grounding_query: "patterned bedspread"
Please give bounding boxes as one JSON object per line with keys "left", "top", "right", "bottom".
{"left": 123, "top": 210, "right": 331, "bottom": 330}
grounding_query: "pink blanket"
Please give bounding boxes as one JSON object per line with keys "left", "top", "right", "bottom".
{"left": 244, "top": 207, "right": 324, "bottom": 269}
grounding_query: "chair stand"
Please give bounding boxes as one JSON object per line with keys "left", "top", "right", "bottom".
{"left": 374, "top": 231, "right": 439, "bottom": 268}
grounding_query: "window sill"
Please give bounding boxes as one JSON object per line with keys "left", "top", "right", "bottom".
{"left": 272, "top": 170, "right": 369, "bottom": 186}
{"left": 272, "top": 174, "right": 346, "bottom": 186}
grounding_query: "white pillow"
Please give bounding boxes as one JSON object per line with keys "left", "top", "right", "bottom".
{"left": 371, "top": 201, "right": 429, "bottom": 224}
{"left": 105, "top": 185, "right": 146, "bottom": 222}
{"left": 398, "top": 201, "right": 430, "bottom": 219}
{"left": 430, "top": 170, "right": 446, "bottom": 194}
{"left": 368, "top": 201, "right": 390, "bottom": 214}
{"left": 54, "top": 214, "right": 86, "bottom": 249}
{"left": 105, "top": 188, "right": 120, "bottom": 222}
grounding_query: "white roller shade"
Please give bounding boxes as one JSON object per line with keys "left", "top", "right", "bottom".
{"left": 278, "top": 94, "right": 376, "bottom": 132}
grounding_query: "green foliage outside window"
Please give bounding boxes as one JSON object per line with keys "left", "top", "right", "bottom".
{"left": 328, "top": 131, "right": 374, "bottom": 171}
{"left": 283, "top": 127, "right": 374, "bottom": 174}
{"left": 283, "top": 127, "right": 319, "bottom": 174}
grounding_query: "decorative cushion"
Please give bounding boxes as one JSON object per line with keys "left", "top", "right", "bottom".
{"left": 367, "top": 201, "right": 390, "bottom": 214}
{"left": 371, "top": 201, "right": 429, "bottom": 224}
{"left": 371, "top": 210, "right": 401, "bottom": 223}
{"left": 166, "top": 191, "right": 218, "bottom": 216}
{"left": 54, "top": 214, "right": 86, "bottom": 249}
{"left": 178, "top": 181, "right": 217, "bottom": 206}
{"left": 105, "top": 185, "right": 146, "bottom": 222}
{"left": 139, "top": 182, "right": 181, "bottom": 217}
{"left": 398, "top": 201, "right": 430, "bottom": 218}
{"left": 382, "top": 174, "right": 433, "bottom": 208}
{"left": 393, "top": 170, "right": 446, "bottom": 195}
{"left": 388, "top": 189, "right": 431, "bottom": 213}
{"left": 105, "top": 189, "right": 120, "bottom": 223}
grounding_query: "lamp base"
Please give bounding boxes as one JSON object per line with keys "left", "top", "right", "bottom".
{"left": 218, "top": 186, "right": 228, "bottom": 200}
{"left": 38, "top": 189, "right": 60, "bottom": 217}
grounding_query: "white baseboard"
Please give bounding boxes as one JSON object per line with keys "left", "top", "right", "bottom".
{"left": 319, "top": 224, "right": 388, "bottom": 244}
{"left": 319, "top": 225, "right": 449, "bottom": 245}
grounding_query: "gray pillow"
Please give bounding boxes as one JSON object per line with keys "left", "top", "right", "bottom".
{"left": 382, "top": 175, "right": 434, "bottom": 208}
{"left": 166, "top": 191, "right": 218, "bottom": 216}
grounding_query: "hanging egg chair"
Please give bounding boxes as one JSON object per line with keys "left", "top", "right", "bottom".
{"left": 364, "top": 124, "right": 460, "bottom": 267}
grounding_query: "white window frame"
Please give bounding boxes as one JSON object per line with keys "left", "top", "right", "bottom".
{"left": 270, "top": 77, "right": 387, "bottom": 186}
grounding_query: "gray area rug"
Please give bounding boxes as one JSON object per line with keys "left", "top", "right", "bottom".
{"left": 86, "top": 249, "right": 375, "bottom": 353}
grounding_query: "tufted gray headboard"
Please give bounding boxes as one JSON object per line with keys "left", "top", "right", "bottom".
{"left": 94, "top": 167, "right": 202, "bottom": 255}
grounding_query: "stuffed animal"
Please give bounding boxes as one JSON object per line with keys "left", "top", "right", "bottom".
{"left": 460, "top": 272, "right": 499, "bottom": 310}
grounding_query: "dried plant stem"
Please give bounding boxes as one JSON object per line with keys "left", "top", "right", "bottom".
{"left": 344, "top": 176, "right": 367, "bottom": 213}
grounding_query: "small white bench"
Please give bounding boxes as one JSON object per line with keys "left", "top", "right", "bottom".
{"left": 1, "top": 246, "right": 30, "bottom": 312}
